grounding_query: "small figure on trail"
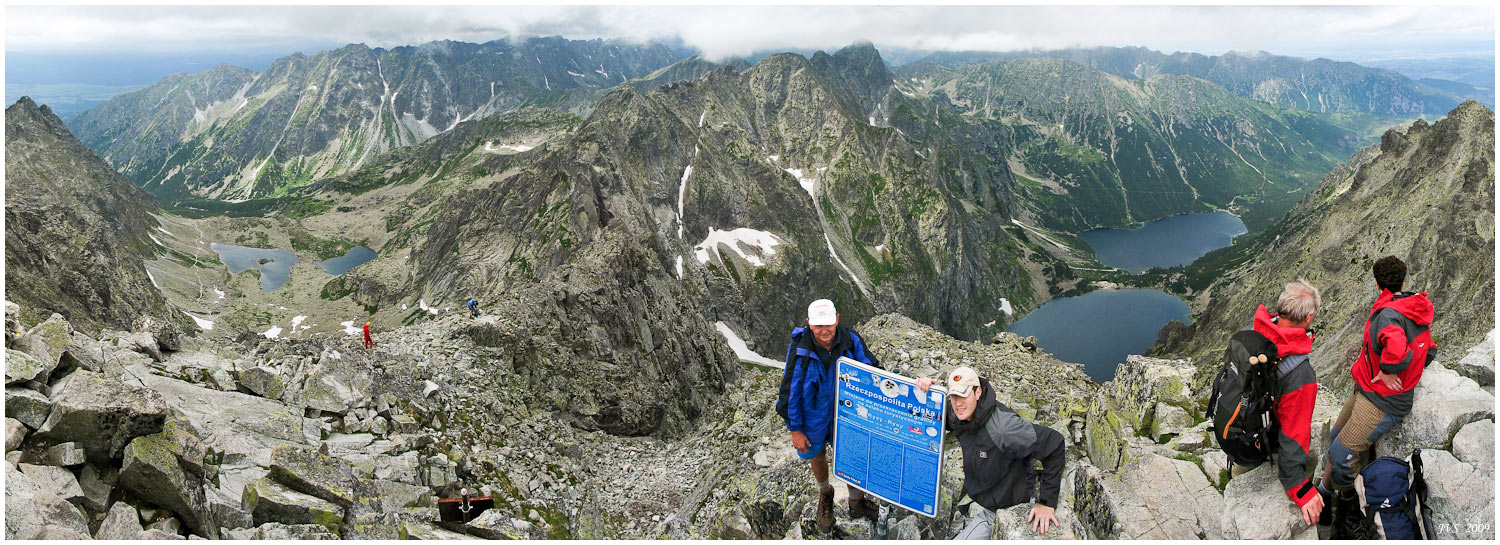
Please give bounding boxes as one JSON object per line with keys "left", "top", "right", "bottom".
{"left": 467, "top": 297, "right": 480, "bottom": 319}
{"left": 916, "top": 367, "right": 1067, "bottom": 538}
{"left": 775, "top": 298, "right": 884, "bottom": 532}
{"left": 363, "top": 321, "right": 374, "bottom": 349}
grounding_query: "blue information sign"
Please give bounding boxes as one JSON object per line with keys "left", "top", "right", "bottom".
{"left": 832, "top": 357, "right": 947, "bottom": 517}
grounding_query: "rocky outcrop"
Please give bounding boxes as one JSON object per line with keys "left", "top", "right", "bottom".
{"left": 1074, "top": 455, "right": 1223, "bottom": 539}
{"left": 1220, "top": 464, "right": 1311, "bottom": 539}
{"left": 5, "top": 99, "right": 188, "bottom": 335}
{"left": 1374, "top": 361, "right": 1494, "bottom": 458}
{"left": 1450, "top": 328, "right": 1496, "bottom": 388}
{"left": 5, "top": 463, "right": 92, "bottom": 539}
{"left": 242, "top": 477, "right": 344, "bottom": 534}
{"left": 1085, "top": 356, "right": 1197, "bottom": 472}
{"left": 119, "top": 430, "right": 216, "bottom": 538}
{"left": 1419, "top": 448, "right": 1496, "bottom": 540}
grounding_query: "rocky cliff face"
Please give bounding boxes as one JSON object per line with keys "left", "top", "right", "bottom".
{"left": 66, "top": 37, "right": 684, "bottom": 204}
{"left": 895, "top": 57, "right": 1371, "bottom": 231}
{"left": 4, "top": 98, "right": 188, "bottom": 336}
{"left": 1152, "top": 101, "right": 1495, "bottom": 393}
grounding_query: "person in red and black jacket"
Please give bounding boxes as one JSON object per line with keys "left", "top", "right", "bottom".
{"left": 1229, "top": 280, "right": 1325, "bottom": 526}
{"left": 1320, "top": 256, "right": 1435, "bottom": 537}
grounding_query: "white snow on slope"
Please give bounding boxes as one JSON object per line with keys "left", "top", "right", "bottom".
{"left": 714, "top": 322, "right": 784, "bottom": 369}
{"left": 783, "top": 168, "right": 818, "bottom": 199}
{"left": 149, "top": 233, "right": 165, "bottom": 247}
{"left": 341, "top": 321, "right": 361, "bottom": 336}
{"left": 262, "top": 325, "right": 283, "bottom": 339}
{"left": 146, "top": 269, "right": 160, "bottom": 288}
{"left": 155, "top": 226, "right": 173, "bottom": 236}
{"left": 212, "top": 288, "right": 225, "bottom": 300}
{"left": 676, "top": 165, "right": 695, "bottom": 239}
{"left": 184, "top": 312, "right": 213, "bottom": 331}
{"left": 999, "top": 298, "right": 1014, "bottom": 316}
{"left": 694, "top": 228, "right": 782, "bottom": 267}
{"left": 483, "top": 141, "right": 533, "bottom": 153}
{"left": 291, "top": 315, "right": 307, "bottom": 329}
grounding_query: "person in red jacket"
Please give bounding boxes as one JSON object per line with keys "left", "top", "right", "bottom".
{"left": 1229, "top": 280, "right": 1324, "bottom": 525}
{"left": 363, "top": 321, "right": 374, "bottom": 349}
{"left": 1320, "top": 256, "right": 1435, "bottom": 537}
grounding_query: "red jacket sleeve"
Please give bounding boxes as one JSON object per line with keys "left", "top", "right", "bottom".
{"left": 1275, "top": 381, "right": 1318, "bottom": 508}
{"left": 1377, "top": 325, "right": 1411, "bottom": 374}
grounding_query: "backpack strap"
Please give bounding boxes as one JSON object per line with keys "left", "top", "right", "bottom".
{"left": 1276, "top": 354, "right": 1307, "bottom": 378}
{"left": 1354, "top": 472, "right": 1389, "bottom": 539}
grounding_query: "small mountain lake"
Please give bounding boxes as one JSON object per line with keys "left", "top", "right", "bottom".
{"left": 1007, "top": 289, "right": 1190, "bottom": 383}
{"left": 1080, "top": 211, "right": 1247, "bottom": 273}
{"left": 210, "top": 243, "right": 299, "bottom": 292}
{"left": 315, "top": 246, "right": 377, "bottom": 275}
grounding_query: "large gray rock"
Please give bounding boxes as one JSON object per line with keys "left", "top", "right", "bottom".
{"left": 235, "top": 366, "right": 286, "bottom": 400}
{"left": 1420, "top": 448, "right": 1495, "bottom": 539}
{"left": 134, "top": 372, "right": 308, "bottom": 466}
{"left": 1073, "top": 454, "right": 1222, "bottom": 539}
{"left": 205, "top": 460, "right": 267, "bottom": 532}
{"left": 350, "top": 478, "right": 431, "bottom": 516}
{"left": 1086, "top": 356, "right": 1196, "bottom": 471}
{"left": 1449, "top": 329, "right": 1495, "bottom": 387}
{"left": 242, "top": 478, "right": 344, "bottom": 535}
{"left": 115, "top": 330, "right": 163, "bottom": 362}
{"left": 43, "top": 441, "right": 87, "bottom": 466}
{"left": 95, "top": 501, "right": 145, "bottom": 539}
{"left": 401, "top": 521, "right": 479, "bottom": 539}
{"left": 4, "top": 462, "right": 92, "bottom": 539}
{"left": 5, "top": 417, "right": 27, "bottom": 451}
{"left": 6, "top": 386, "right": 51, "bottom": 428}
{"left": 77, "top": 464, "right": 115, "bottom": 513}
{"left": 268, "top": 445, "right": 359, "bottom": 506}
{"left": 465, "top": 508, "right": 546, "bottom": 539}
{"left": 1220, "top": 463, "right": 1308, "bottom": 539}
{"left": 6, "top": 348, "right": 50, "bottom": 385}
{"left": 118, "top": 431, "right": 215, "bottom": 538}
{"left": 296, "top": 365, "right": 371, "bottom": 413}
{"left": 1375, "top": 362, "right": 1494, "bottom": 458}
{"left": 11, "top": 314, "right": 72, "bottom": 378}
{"left": 251, "top": 522, "right": 341, "bottom": 539}
{"left": 1450, "top": 418, "right": 1494, "bottom": 473}
{"left": 35, "top": 369, "right": 169, "bottom": 462}
{"left": 1151, "top": 402, "right": 1192, "bottom": 442}
{"left": 18, "top": 463, "right": 86, "bottom": 506}
{"left": 993, "top": 494, "right": 1079, "bottom": 539}
{"left": 373, "top": 451, "right": 421, "bottom": 484}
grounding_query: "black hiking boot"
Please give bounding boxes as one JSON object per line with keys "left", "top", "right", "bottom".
{"left": 1331, "top": 489, "right": 1374, "bottom": 539}
{"left": 1316, "top": 486, "right": 1333, "bottom": 527}
{"left": 848, "top": 496, "right": 879, "bottom": 521}
{"left": 816, "top": 487, "right": 835, "bottom": 531}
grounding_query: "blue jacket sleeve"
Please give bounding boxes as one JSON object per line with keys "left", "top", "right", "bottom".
{"left": 786, "top": 348, "right": 808, "bottom": 432}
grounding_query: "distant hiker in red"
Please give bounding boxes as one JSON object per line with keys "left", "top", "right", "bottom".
{"left": 363, "top": 321, "right": 374, "bottom": 349}
{"left": 1320, "top": 255, "right": 1436, "bottom": 538}
{"left": 1228, "top": 280, "right": 1324, "bottom": 525}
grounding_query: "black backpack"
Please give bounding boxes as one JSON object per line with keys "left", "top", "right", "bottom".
{"left": 1356, "top": 450, "right": 1437, "bottom": 539}
{"left": 1207, "top": 329, "right": 1282, "bottom": 466}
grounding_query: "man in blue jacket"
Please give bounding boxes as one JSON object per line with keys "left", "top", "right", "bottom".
{"left": 776, "top": 298, "right": 883, "bottom": 531}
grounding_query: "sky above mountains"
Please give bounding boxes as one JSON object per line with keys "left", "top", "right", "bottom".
{"left": 5, "top": 4, "right": 1495, "bottom": 117}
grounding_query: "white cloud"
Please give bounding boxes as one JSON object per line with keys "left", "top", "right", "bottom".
{"left": 4, "top": 5, "right": 1492, "bottom": 63}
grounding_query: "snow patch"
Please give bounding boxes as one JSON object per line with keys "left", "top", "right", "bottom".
{"left": 148, "top": 233, "right": 165, "bottom": 247}
{"left": 768, "top": 155, "right": 780, "bottom": 162}
{"left": 340, "top": 321, "right": 361, "bottom": 336}
{"left": 212, "top": 288, "right": 225, "bottom": 300}
{"left": 714, "top": 322, "right": 784, "bottom": 369}
{"left": 675, "top": 255, "right": 684, "bottom": 280}
{"left": 261, "top": 325, "right": 283, "bottom": 339}
{"left": 146, "top": 269, "right": 160, "bottom": 289}
{"left": 783, "top": 168, "right": 818, "bottom": 199}
{"left": 567, "top": 70, "right": 586, "bottom": 77}
{"left": 698, "top": 109, "right": 707, "bottom": 127}
{"left": 694, "top": 227, "right": 782, "bottom": 268}
{"left": 418, "top": 299, "right": 440, "bottom": 315}
{"left": 676, "top": 165, "right": 694, "bottom": 239}
{"left": 873, "top": 244, "right": 887, "bottom": 255}
{"left": 184, "top": 312, "right": 214, "bottom": 331}
{"left": 984, "top": 320, "right": 996, "bottom": 328}
{"left": 483, "top": 141, "right": 533, "bottom": 153}
{"left": 999, "top": 298, "right": 1014, "bottom": 316}
{"left": 401, "top": 304, "right": 408, "bottom": 310}
{"left": 291, "top": 315, "right": 307, "bottom": 329}
{"left": 155, "top": 226, "right": 174, "bottom": 236}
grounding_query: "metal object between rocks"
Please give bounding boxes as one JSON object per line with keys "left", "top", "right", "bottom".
{"left": 438, "top": 488, "right": 494, "bottom": 523}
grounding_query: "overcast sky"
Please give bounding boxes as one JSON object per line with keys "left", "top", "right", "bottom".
{"left": 6, "top": 4, "right": 1495, "bottom": 63}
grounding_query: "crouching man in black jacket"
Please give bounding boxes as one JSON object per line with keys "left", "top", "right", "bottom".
{"left": 917, "top": 366, "right": 1067, "bottom": 539}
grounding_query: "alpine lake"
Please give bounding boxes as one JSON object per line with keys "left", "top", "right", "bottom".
{"left": 211, "top": 243, "right": 377, "bottom": 291}
{"left": 1009, "top": 211, "right": 1247, "bottom": 382}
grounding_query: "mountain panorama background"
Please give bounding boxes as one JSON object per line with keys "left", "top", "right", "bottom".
{"left": 4, "top": 34, "right": 1495, "bottom": 540}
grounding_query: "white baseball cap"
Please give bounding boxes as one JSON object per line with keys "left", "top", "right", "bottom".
{"left": 807, "top": 299, "right": 838, "bottom": 326}
{"left": 947, "top": 367, "right": 982, "bottom": 398}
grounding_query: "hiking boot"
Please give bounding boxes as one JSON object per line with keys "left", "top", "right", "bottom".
{"left": 816, "top": 487, "right": 835, "bottom": 531}
{"left": 848, "top": 496, "right": 880, "bottom": 521}
{"left": 1331, "top": 489, "right": 1371, "bottom": 539}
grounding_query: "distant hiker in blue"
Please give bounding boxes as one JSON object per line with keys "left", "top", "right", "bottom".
{"left": 466, "top": 297, "right": 480, "bottom": 318}
{"left": 775, "top": 298, "right": 883, "bottom": 531}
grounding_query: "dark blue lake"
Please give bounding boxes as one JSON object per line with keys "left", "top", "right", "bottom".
{"left": 316, "top": 246, "right": 377, "bottom": 275}
{"left": 210, "top": 243, "right": 299, "bottom": 292}
{"left": 1080, "top": 211, "right": 1247, "bottom": 273}
{"left": 1007, "top": 289, "right": 1190, "bottom": 383}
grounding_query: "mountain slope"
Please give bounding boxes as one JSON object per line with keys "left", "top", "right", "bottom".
{"left": 67, "top": 37, "right": 683, "bottom": 204}
{"left": 4, "top": 97, "right": 187, "bottom": 333}
{"left": 898, "top": 57, "right": 1370, "bottom": 231}
{"left": 911, "top": 46, "right": 1491, "bottom": 115}
{"left": 1151, "top": 101, "right": 1495, "bottom": 391}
